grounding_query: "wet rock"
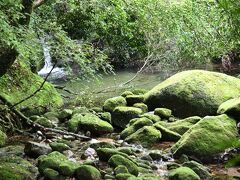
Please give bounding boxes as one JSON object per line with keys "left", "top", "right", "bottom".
{"left": 169, "top": 167, "right": 200, "bottom": 180}
{"left": 96, "top": 148, "right": 128, "bottom": 161}
{"left": 75, "top": 165, "right": 101, "bottom": 180}
{"left": 171, "top": 115, "right": 238, "bottom": 161}
{"left": 125, "top": 126, "right": 161, "bottom": 147}
{"left": 0, "top": 130, "right": 6, "bottom": 147}
{"left": 43, "top": 168, "right": 59, "bottom": 180}
{"left": 133, "top": 103, "right": 148, "bottom": 113}
{"left": 183, "top": 161, "right": 211, "bottom": 180}
{"left": 114, "top": 165, "right": 129, "bottom": 175}
{"left": 154, "top": 123, "right": 181, "bottom": 142}
{"left": 120, "top": 117, "right": 153, "bottom": 139}
{"left": 112, "top": 107, "right": 143, "bottom": 129}
{"left": 218, "top": 97, "right": 240, "bottom": 120}
{"left": 49, "top": 142, "right": 70, "bottom": 153}
{"left": 140, "top": 113, "right": 161, "bottom": 123}
{"left": 108, "top": 154, "right": 139, "bottom": 176}
{"left": 24, "top": 141, "right": 52, "bottom": 158}
{"left": 126, "top": 95, "right": 144, "bottom": 106}
{"left": 103, "top": 96, "right": 127, "bottom": 112}
{"left": 154, "top": 108, "right": 172, "bottom": 119}
{"left": 144, "top": 70, "right": 240, "bottom": 117}
{"left": 97, "top": 112, "right": 112, "bottom": 124}
{"left": 148, "top": 150, "right": 169, "bottom": 161}
{"left": 82, "top": 148, "right": 97, "bottom": 159}
{"left": 0, "top": 155, "right": 38, "bottom": 180}
{"left": 156, "top": 116, "right": 201, "bottom": 135}
{"left": 121, "top": 91, "right": 134, "bottom": 97}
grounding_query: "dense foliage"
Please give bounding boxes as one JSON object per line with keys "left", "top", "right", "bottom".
{"left": 0, "top": 0, "right": 240, "bottom": 75}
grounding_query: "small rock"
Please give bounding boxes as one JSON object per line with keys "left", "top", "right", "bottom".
{"left": 24, "top": 141, "right": 52, "bottom": 158}
{"left": 49, "top": 142, "right": 71, "bottom": 152}
{"left": 154, "top": 108, "right": 172, "bottom": 119}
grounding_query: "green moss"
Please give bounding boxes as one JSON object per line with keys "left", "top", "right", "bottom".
{"left": 90, "top": 141, "right": 116, "bottom": 150}
{"left": 169, "top": 167, "right": 200, "bottom": 180}
{"left": 156, "top": 116, "right": 201, "bottom": 135}
{"left": 49, "top": 142, "right": 70, "bottom": 152}
{"left": 114, "top": 165, "right": 129, "bottom": 175}
{"left": 183, "top": 161, "right": 211, "bottom": 179}
{"left": 120, "top": 117, "right": 153, "bottom": 139}
{"left": 140, "top": 113, "right": 161, "bottom": 123}
{"left": 171, "top": 115, "right": 238, "bottom": 161}
{"left": 154, "top": 108, "right": 172, "bottom": 119}
{"left": 75, "top": 165, "right": 101, "bottom": 180}
{"left": 125, "top": 126, "right": 161, "bottom": 147}
{"left": 112, "top": 106, "right": 143, "bottom": 129}
{"left": 97, "top": 112, "right": 112, "bottom": 124}
{"left": 217, "top": 97, "right": 240, "bottom": 120}
{"left": 131, "top": 88, "right": 148, "bottom": 95}
{"left": 43, "top": 168, "right": 59, "bottom": 180}
{"left": 35, "top": 117, "right": 53, "bottom": 128}
{"left": 68, "top": 113, "right": 83, "bottom": 132}
{"left": 133, "top": 103, "right": 148, "bottom": 113}
{"left": 96, "top": 148, "right": 129, "bottom": 161}
{"left": 121, "top": 91, "right": 134, "bottom": 97}
{"left": 0, "top": 62, "right": 63, "bottom": 114}
{"left": 126, "top": 95, "right": 144, "bottom": 106}
{"left": 103, "top": 96, "right": 127, "bottom": 112}
{"left": 108, "top": 154, "right": 139, "bottom": 176}
{"left": 116, "top": 173, "right": 136, "bottom": 180}
{"left": 144, "top": 70, "right": 240, "bottom": 117}
{"left": 0, "top": 130, "right": 7, "bottom": 147}
{"left": 154, "top": 123, "right": 181, "bottom": 142}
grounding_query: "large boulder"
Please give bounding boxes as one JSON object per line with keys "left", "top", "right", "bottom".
{"left": 75, "top": 165, "right": 101, "bottom": 180}
{"left": 144, "top": 70, "right": 240, "bottom": 117}
{"left": 217, "top": 97, "right": 240, "bottom": 120}
{"left": 169, "top": 167, "right": 200, "bottom": 180}
{"left": 171, "top": 115, "right": 238, "bottom": 161}
{"left": 103, "top": 96, "right": 127, "bottom": 112}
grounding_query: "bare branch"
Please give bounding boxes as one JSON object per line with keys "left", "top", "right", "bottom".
{"left": 33, "top": 0, "right": 46, "bottom": 9}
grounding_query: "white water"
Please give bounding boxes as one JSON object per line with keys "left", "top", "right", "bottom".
{"left": 38, "top": 38, "right": 65, "bottom": 80}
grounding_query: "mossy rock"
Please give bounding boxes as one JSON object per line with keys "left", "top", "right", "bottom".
{"left": 103, "top": 96, "right": 127, "bottom": 112}
{"left": 154, "top": 123, "right": 181, "bottom": 142}
{"left": 58, "top": 109, "right": 73, "bottom": 121}
{"left": 75, "top": 165, "right": 101, "bottom": 180}
{"left": 97, "top": 112, "right": 112, "bottom": 124}
{"left": 112, "top": 107, "right": 143, "bottom": 129}
{"left": 43, "top": 112, "right": 59, "bottom": 122}
{"left": 49, "top": 142, "right": 70, "bottom": 152}
{"left": 171, "top": 115, "right": 238, "bottom": 161}
{"left": 43, "top": 168, "right": 59, "bottom": 180}
{"left": 121, "top": 91, "right": 134, "bottom": 97}
{"left": 37, "top": 151, "right": 80, "bottom": 176}
{"left": 68, "top": 113, "right": 83, "bottom": 132}
{"left": 183, "top": 161, "right": 211, "bottom": 180}
{"left": 116, "top": 173, "right": 136, "bottom": 180}
{"left": 96, "top": 148, "right": 128, "bottom": 162}
{"left": 108, "top": 154, "right": 139, "bottom": 176}
{"left": 125, "top": 126, "right": 161, "bottom": 147}
{"left": 154, "top": 108, "right": 172, "bottom": 119}
{"left": 120, "top": 117, "right": 153, "bottom": 139}
{"left": 0, "top": 130, "right": 6, "bottom": 147}
{"left": 133, "top": 103, "right": 148, "bottom": 113}
{"left": 144, "top": 70, "right": 240, "bottom": 117}
{"left": 72, "top": 106, "right": 90, "bottom": 115}
{"left": 131, "top": 88, "right": 148, "bottom": 95}
{"left": 0, "top": 155, "right": 38, "bottom": 180}
{"left": 114, "top": 165, "right": 129, "bottom": 175}
{"left": 126, "top": 95, "right": 144, "bottom": 106}
{"left": 140, "top": 113, "right": 161, "bottom": 123}
{"left": 0, "top": 62, "right": 63, "bottom": 115}
{"left": 217, "top": 97, "right": 240, "bottom": 120}
{"left": 90, "top": 141, "right": 116, "bottom": 150}
{"left": 35, "top": 117, "right": 54, "bottom": 128}
{"left": 156, "top": 116, "right": 201, "bottom": 135}
{"left": 169, "top": 167, "right": 200, "bottom": 180}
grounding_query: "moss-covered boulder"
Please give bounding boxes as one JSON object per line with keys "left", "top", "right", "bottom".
{"left": 0, "top": 130, "right": 6, "bottom": 147}
{"left": 96, "top": 148, "right": 128, "bottom": 161}
{"left": 116, "top": 173, "right": 136, "bottom": 180}
{"left": 154, "top": 108, "right": 172, "bottom": 119}
{"left": 90, "top": 141, "right": 116, "bottom": 150}
{"left": 58, "top": 109, "right": 73, "bottom": 121}
{"left": 75, "top": 165, "right": 101, "bottom": 180}
{"left": 171, "top": 115, "right": 238, "bottom": 161}
{"left": 183, "top": 161, "right": 211, "bottom": 180}
{"left": 108, "top": 154, "right": 139, "bottom": 176}
{"left": 112, "top": 107, "right": 143, "bottom": 129}
{"left": 156, "top": 116, "right": 201, "bottom": 135}
{"left": 37, "top": 151, "right": 80, "bottom": 176}
{"left": 0, "top": 62, "right": 63, "bottom": 115}
{"left": 0, "top": 155, "right": 38, "bottom": 180}
{"left": 217, "top": 97, "right": 240, "bottom": 120}
{"left": 154, "top": 123, "right": 181, "bottom": 142}
{"left": 120, "top": 117, "right": 153, "bottom": 139}
{"left": 133, "top": 103, "right": 148, "bottom": 113}
{"left": 114, "top": 165, "right": 129, "bottom": 175}
{"left": 49, "top": 142, "right": 70, "bottom": 152}
{"left": 125, "top": 126, "right": 161, "bottom": 147}
{"left": 103, "top": 96, "right": 127, "bottom": 112}
{"left": 121, "top": 91, "right": 134, "bottom": 97}
{"left": 140, "top": 113, "right": 161, "bottom": 123}
{"left": 97, "top": 112, "right": 111, "bottom": 124}
{"left": 126, "top": 95, "right": 144, "bottom": 106}
{"left": 35, "top": 117, "right": 54, "bottom": 128}
{"left": 68, "top": 113, "right": 113, "bottom": 134}
{"left": 43, "top": 168, "right": 59, "bottom": 180}
{"left": 144, "top": 70, "right": 240, "bottom": 117}
{"left": 169, "top": 167, "right": 200, "bottom": 180}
